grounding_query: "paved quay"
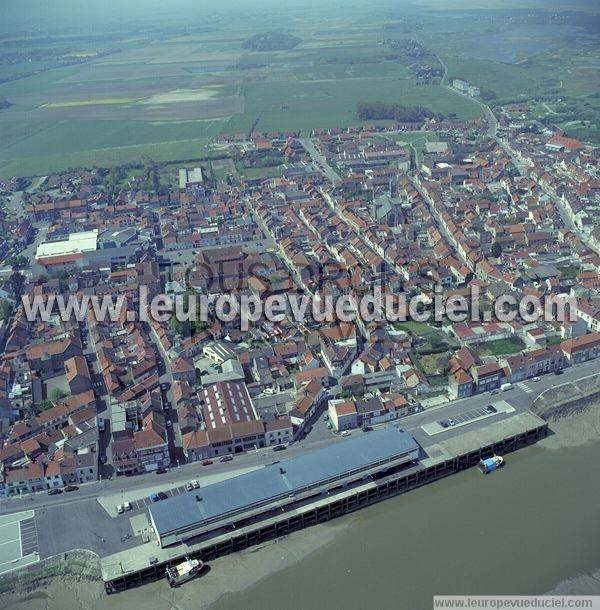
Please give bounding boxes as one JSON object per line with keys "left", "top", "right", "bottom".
{"left": 99, "top": 408, "right": 547, "bottom": 592}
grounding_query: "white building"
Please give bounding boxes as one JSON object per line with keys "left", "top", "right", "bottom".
{"left": 35, "top": 229, "right": 98, "bottom": 262}
{"left": 328, "top": 399, "right": 358, "bottom": 431}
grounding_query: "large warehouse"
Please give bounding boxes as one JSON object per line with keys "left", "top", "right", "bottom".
{"left": 35, "top": 229, "right": 98, "bottom": 261}
{"left": 149, "top": 425, "right": 419, "bottom": 548}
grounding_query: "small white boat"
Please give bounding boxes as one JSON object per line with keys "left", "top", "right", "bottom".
{"left": 166, "top": 558, "right": 203, "bottom": 587}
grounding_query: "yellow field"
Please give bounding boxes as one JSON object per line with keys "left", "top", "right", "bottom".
{"left": 40, "top": 97, "right": 143, "bottom": 108}
{"left": 140, "top": 86, "right": 225, "bottom": 105}
{"left": 63, "top": 52, "right": 99, "bottom": 59}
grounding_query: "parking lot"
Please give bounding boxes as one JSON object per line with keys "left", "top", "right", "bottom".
{"left": 0, "top": 510, "right": 39, "bottom": 575}
{"left": 421, "top": 401, "right": 514, "bottom": 436}
{"left": 100, "top": 464, "right": 261, "bottom": 517}
{"left": 442, "top": 405, "right": 497, "bottom": 426}
{"left": 127, "top": 483, "right": 190, "bottom": 512}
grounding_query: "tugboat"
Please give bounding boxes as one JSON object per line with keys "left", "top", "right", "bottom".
{"left": 166, "top": 558, "right": 203, "bottom": 587}
{"left": 478, "top": 455, "right": 504, "bottom": 474}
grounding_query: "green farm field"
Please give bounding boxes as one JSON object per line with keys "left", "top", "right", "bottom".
{"left": 227, "top": 78, "right": 480, "bottom": 134}
{"left": 0, "top": 136, "right": 217, "bottom": 179}
{"left": 0, "top": 1, "right": 598, "bottom": 176}
{"left": 0, "top": 6, "right": 484, "bottom": 178}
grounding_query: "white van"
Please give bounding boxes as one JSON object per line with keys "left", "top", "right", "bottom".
{"left": 500, "top": 383, "right": 513, "bottom": 391}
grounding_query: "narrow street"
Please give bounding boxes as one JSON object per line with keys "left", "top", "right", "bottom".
{"left": 299, "top": 137, "right": 342, "bottom": 185}
{"left": 147, "top": 322, "right": 184, "bottom": 464}
{"left": 436, "top": 53, "right": 598, "bottom": 256}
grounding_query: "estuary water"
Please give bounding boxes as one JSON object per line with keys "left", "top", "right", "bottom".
{"left": 211, "top": 424, "right": 600, "bottom": 610}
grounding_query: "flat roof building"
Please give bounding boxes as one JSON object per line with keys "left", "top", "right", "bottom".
{"left": 179, "top": 167, "right": 203, "bottom": 190}
{"left": 35, "top": 229, "right": 98, "bottom": 260}
{"left": 149, "top": 425, "right": 419, "bottom": 547}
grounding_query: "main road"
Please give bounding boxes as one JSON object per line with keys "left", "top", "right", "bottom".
{"left": 298, "top": 137, "right": 342, "bottom": 186}
{"left": 437, "top": 54, "right": 498, "bottom": 138}
{"left": 1, "top": 357, "right": 597, "bottom": 517}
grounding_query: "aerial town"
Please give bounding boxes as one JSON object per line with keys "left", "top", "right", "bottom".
{"left": 0, "top": 96, "right": 599, "bottom": 593}
{"left": 1, "top": 0, "right": 600, "bottom": 605}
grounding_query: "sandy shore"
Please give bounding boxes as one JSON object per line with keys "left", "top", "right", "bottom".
{"left": 546, "top": 569, "right": 600, "bottom": 596}
{"left": 1, "top": 518, "right": 351, "bottom": 610}
{"left": 539, "top": 398, "right": 600, "bottom": 450}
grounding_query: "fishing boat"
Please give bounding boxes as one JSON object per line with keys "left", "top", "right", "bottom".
{"left": 166, "top": 558, "right": 203, "bottom": 587}
{"left": 478, "top": 455, "right": 504, "bottom": 474}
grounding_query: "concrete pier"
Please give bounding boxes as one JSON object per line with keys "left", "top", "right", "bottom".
{"left": 101, "top": 411, "right": 547, "bottom": 594}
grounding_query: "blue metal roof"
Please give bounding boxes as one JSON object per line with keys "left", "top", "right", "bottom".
{"left": 150, "top": 426, "right": 418, "bottom": 537}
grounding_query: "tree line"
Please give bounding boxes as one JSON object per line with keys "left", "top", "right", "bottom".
{"left": 356, "top": 101, "right": 439, "bottom": 122}
{"left": 242, "top": 32, "right": 301, "bottom": 51}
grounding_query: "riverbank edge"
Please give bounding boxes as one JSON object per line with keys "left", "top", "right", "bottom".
{"left": 532, "top": 375, "right": 600, "bottom": 420}
{"left": 0, "top": 550, "right": 101, "bottom": 597}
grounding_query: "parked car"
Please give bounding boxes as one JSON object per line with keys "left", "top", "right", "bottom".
{"left": 64, "top": 485, "right": 79, "bottom": 492}
{"left": 448, "top": 418, "right": 456, "bottom": 426}
{"left": 485, "top": 405, "right": 497, "bottom": 414}
{"left": 272, "top": 444, "right": 287, "bottom": 451}
{"left": 327, "top": 422, "right": 332, "bottom": 429}
{"left": 99, "top": 455, "right": 107, "bottom": 464}
{"left": 116, "top": 504, "right": 125, "bottom": 514}
{"left": 157, "top": 492, "right": 168, "bottom": 501}
{"left": 155, "top": 467, "right": 167, "bottom": 475}
{"left": 166, "top": 420, "right": 172, "bottom": 427}
{"left": 554, "top": 370, "right": 564, "bottom": 375}
{"left": 185, "top": 482, "right": 194, "bottom": 491}
{"left": 323, "top": 414, "right": 329, "bottom": 421}
{"left": 340, "top": 430, "right": 351, "bottom": 437}
{"left": 192, "top": 480, "right": 200, "bottom": 489}
{"left": 161, "top": 383, "right": 169, "bottom": 391}
{"left": 532, "top": 376, "right": 541, "bottom": 382}
{"left": 149, "top": 493, "right": 160, "bottom": 502}
{"left": 219, "top": 455, "right": 234, "bottom": 462}
{"left": 123, "top": 501, "right": 132, "bottom": 511}
{"left": 202, "top": 459, "right": 214, "bottom": 466}
{"left": 48, "top": 488, "right": 62, "bottom": 496}
{"left": 361, "top": 426, "right": 373, "bottom": 432}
